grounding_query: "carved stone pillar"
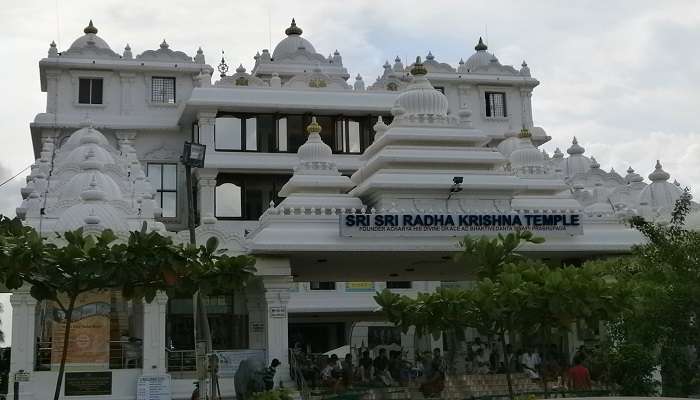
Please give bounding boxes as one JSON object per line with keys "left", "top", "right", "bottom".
{"left": 520, "top": 88, "right": 534, "bottom": 128}
{"left": 196, "top": 111, "right": 217, "bottom": 151}
{"left": 263, "top": 275, "right": 292, "bottom": 387}
{"left": 45, "top": 70, "right": 61, "bottom": 113}
{"left": 245, "top": 283, "right": 267, "bottom": 350}
{"left": 141, "top": 291, "right": 168, "bottom": 374}
{"left": 119, "top": 73, "right": 136, "bottom": 115}
{"left": 195, "top": 169, "right": 218, "bottom": 224}
{"left": 8, "top": 285, "right": 38, "bottom": 399}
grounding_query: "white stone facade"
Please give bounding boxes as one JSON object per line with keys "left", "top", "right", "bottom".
{"left": 10, "top": 18, "right": 699, "bottom": 400}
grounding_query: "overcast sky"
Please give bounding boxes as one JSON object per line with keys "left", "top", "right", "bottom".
{"left": 0, "top": 0, "right": 698, "bottom": 344}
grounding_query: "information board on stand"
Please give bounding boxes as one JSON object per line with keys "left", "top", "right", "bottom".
{"left": 137, "top": 374, "right": 172, "bottom": 400}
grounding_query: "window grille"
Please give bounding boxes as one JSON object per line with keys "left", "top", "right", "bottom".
{"left": 485, "top": 91, "right": 507, "bottom": 117}
{"left": 151, "top": 77, "right": 176, "bottom": 104}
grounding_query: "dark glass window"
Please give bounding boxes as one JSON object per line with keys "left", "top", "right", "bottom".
{"left": 285, "top": 115, "right": 306, "bottom": 153}
{"left": 485, "top": 91, "right": 507, "bottom": 118}
{"left": 78, "top": 78, "right": 103, "bottom": 104}
{"left": 216, "top": 174, "right": 291, "bottom": 220}
{"left": 166, "top": 294, "right": 248, "bottom": 353}
{"left": 216, "top": 114, "right": 381, "bottom": 154}
{"left": 434, "top": 86, "right": 445, "bottom": 94}
{"left": 147, "top": 163, "right": 177, "bottom": 218}
{"left": 310, "top": 282, "right": 336, "bottom": 290}
{"left": 386, "top": 281, "right": 412, "bottom": 289}
{"left": 151, "top": 77, "right": 176, "bottom": 103}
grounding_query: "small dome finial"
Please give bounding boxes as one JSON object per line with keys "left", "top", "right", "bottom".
{"left": 218, "top": 50, "right": 229, "bottom": 77}
{"left": 84, "top": 20, "right": 98, "bottom": 35}
{"left": 306, "top": 117, "right": 322, "bottom": 135}
{"left": 410, "top": 56, "right": 427, "bottom": 76}
{"left": 649, "top": 160, "right": 671, "bottom": 182}
{"left": 475, "top": 37, "right": 487, "bottom": 51}
{"left": 285, "top": 18, "right": 303, "bottom": 36}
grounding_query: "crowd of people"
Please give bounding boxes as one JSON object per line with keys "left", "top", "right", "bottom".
{"left": 291, "top": 346, "right": 447, "bottom": 396}
{"left": 290, "top": 338, "right": 594, "bottom": 396}
{"left": 462, "top": 338, "right": 592, "bottom": 390}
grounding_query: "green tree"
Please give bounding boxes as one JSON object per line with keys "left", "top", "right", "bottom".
{"left": 609, "top": 188, "right": 700, "bottom": 396}
{"left": 376, "top": 231, "right": 632, "bottom": 400}
{"left": 0, "top": 217, "right": 256, "bottom": 400}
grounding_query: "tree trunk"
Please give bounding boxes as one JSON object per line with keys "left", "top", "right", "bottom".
{"left": 541, "top": 331, "right": 549, "bottom": 399}
{"left": 501, "top": 332, "right": 515, "bottom": 400}
{"left": 53, "top": 296, "right": 76, "bottom": 400}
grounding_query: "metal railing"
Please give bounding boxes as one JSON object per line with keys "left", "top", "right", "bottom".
{"left": 166, "top": 349, "right": 197, "bottom": 372}
{"left": 35, "top": 340, "right": 143, "bottom": 370}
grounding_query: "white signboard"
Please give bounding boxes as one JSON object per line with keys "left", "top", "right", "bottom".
{"left": 270, "top": 306, "right": 287, "bottom": 318}
{"left": 14, "top": 371, "right": 30, "bottom": 382}
{"left": 340, "top": 213, "right": 583, "bottom": 237}
{"left": 214, "top": 350, "right": 266, "bottom": 378}
{"left": 136, "top": 374, "right": 171, "bottom": 400}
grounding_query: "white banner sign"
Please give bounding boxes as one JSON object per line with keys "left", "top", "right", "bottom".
{"left": 339, "top": 213, "right": 583, "bottom": 237}
{"left": 136, "top": 374, "right": 171, "bottom": 400}
{"left": 214, "top": 350, "right": 266, "bottom": 378}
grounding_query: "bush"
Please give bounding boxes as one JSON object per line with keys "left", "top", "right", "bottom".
{"left": 604, "top": 342, "right": 657, "bottom": 395}
{"left": 249, "top": 389, "right": 293, "bottom": 400}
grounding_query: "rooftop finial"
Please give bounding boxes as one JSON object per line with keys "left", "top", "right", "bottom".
{"left": 306, "top": 117, "right": 322, "bottom": 135}
{"left": 475, "top": 37, "right": 488, "bottom": 51}
{"left": 84, "top": 20, "right": 98, "bottom": 35}
{"left": 410, "top": 56, "right": 427, "bottom": 76}
{"left": 218, "top": 50, "right": 229, "bottom": 78}
{"left": 285, "top": 18, "right": 303, "bottom": 36}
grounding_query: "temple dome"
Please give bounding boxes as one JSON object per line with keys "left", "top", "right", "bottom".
{"left": 464, "top": 37, "right": 500, "bottom": 71}
{"left": 272, "top": 19, "right": 317, "bottom": 60}
{"left": 64, "top": 143, "right": 115, "bottom": 165}
{"left": 297, "top": 117, "right": 332, "bottom": 164}
{"left": 393, "top": 57, "right": 448, "bottom": 117}
{"left": 497, "top": 131, "right": 521, "bottom": 157}
{"left": 509, "top": 129, "right": 546, "bottom": 175}
{"left": 638, "top": 160, "right": 682, "bottom": 210}
{"left": 54, "top": 203, "right": 129, "bottom": 232}
{"left": 61, "top": 125, "right": 110, "bottom": 152}
{"left": 562, "top": 137, "right": 592, "bottom": 178}
{"left": 61, "top": 172, "right": 123, "bottom": 201}
{"left": 63, "top": 21, "right": 118, "bottom": 58}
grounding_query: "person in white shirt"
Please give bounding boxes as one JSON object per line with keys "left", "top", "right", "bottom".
{"left": 519, "top": 348, "right": 540, "bottom": 379}
{"left": 475, "top": 348, "right": 490, "bottom": 374}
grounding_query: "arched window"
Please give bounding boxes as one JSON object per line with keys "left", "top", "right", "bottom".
{"left": 215, "top": 182, "right": 242, "bottom": 218}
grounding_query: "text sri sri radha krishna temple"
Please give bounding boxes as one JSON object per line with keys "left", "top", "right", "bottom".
{"left": 8, "top": 18, "right": 700, "bottom": 399}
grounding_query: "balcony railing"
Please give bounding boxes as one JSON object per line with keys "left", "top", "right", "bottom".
{"left": 166, "top": 349, "right": 197, "bottom": 372}
{"left": 35, "top": 340, "right": 143, "bottom": 371}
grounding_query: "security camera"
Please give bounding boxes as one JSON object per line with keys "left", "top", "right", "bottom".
{"left": 453, "top": 176, "right": 463, "bottom": 185}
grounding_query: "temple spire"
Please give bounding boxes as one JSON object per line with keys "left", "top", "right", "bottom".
{"left": 475, "top": 37, "right": 487, "bottom": 51}
{"left": 84, "top": 20, "right": 98, "bottom": 34}
{"left": 285, "top": 18, "right": 303, "bottom": 36}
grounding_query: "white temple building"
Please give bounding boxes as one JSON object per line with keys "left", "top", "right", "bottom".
{"left": 8, "top": 19, "right": 699, "bottom": 399}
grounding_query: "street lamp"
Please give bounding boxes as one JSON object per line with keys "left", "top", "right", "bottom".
{"left": 180, "top": 141, "right": 213, "bottom": 398}
{"left": 181, "top": 141, "right": 206, "bottom": 243}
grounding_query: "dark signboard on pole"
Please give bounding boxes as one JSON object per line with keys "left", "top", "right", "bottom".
{"left": 65, "top": 371, "right": 112, "bottom": 396}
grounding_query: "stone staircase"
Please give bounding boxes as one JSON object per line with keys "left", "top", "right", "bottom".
{"left": 305, "top": 373, "right": 541, "bottom": 400}
{"left": 442, "top": 373, "right": 541, "bottom": 399}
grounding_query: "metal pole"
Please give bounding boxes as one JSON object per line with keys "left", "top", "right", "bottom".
{"left": 186, "top": 164, "right": 208, "bottom": 399}
{"left": 185, "top": 164, "right": 195, "bottom": 245}
{"left": 13, "top": 380, "right": 18, "bottom": 400}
